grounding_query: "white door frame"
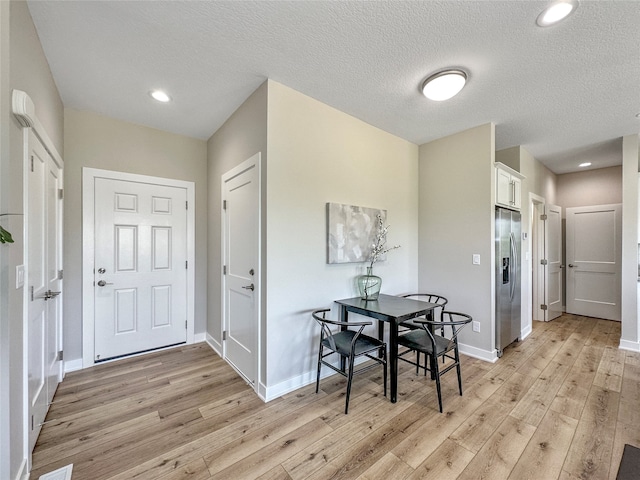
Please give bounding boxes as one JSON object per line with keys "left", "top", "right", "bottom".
{"left": 529, "top": 193, "right": 545, "bottom": 326}
{"left": 221, "top": 153, "right": 262, "bottom": 393}
{"left": 82, "top": 168, "right": 195, "bottom": 368}
{"left": 13, "top": 89, "right": 64, "bottom": 474}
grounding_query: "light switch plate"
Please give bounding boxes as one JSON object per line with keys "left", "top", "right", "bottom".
{"left": 16, "top": 265, "right": 24, "bottom": 289}
{"left": 472, "top": 254, "right": 480, "bottom": 265}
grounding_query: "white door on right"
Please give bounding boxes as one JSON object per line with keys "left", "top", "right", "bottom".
{"left": 566, "top": 204, "right": 622, "bottom": 321}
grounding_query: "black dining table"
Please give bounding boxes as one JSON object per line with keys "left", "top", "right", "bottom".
{"left": 335, "top": 294, "right": 438, "bottom": 403}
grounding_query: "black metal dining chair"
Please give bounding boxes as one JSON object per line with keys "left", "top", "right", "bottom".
{"left": 398, "top": 293, "right": 448, "bottom": 331}
{"left": 396, "top": 311, "right": 472, "bottom": 412}
{"left": 312, "top": 309, "right": 387, "bottom": 414}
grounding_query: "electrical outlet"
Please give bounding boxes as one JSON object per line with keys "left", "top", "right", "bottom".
{"left": 472, "top": 321, "right": 480, "bottom": 333}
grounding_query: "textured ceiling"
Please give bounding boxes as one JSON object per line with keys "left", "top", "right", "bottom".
{"left": 27, "top": 1, "right": 640, "bottom": 174}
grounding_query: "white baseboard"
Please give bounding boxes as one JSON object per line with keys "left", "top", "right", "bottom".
{"left": 64, "top": 358, "right": 83, "bottom": 374}
{"left": 16, "top": 457, "right": 27, "bottom": 480}
{"left": 194, "top": 332, "right": 206, "bottom": 343}
{"left": 458, "top": 342, "right": 498, "bottom": 363}
{"left": 205, "top": 333, "right": 222, "bottom": 357}
{"left": 619, "top": 339, "right": 640, "bottom": 352}
{"left": 520, "top": 324, "right": 533, "bottom": 341}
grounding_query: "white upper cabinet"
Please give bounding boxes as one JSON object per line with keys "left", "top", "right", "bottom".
{"left": 495, "top": 162, "right": 524, "bottom": 210}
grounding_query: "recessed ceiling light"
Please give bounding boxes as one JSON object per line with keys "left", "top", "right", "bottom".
{"left": 579, "top": 162, "right": 591, "bottom": 168}
{"left": 537, "top": 1, "right": 578, "bottom": 27}
{"left": 422, "top": 70, "right": 467, "bottom": 101}
{"left": 636, "top": 112, "right": 640, "bottom": 118}
{"left": 150, "top": 90, "right": 171, "bottom": 103}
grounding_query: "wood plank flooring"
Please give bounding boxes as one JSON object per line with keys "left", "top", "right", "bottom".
{"left": 31, "top": 314, "right": 640, "bottom": 480}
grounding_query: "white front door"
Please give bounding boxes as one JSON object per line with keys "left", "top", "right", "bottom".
{"left": 222, "top": 154, "right": 260, "bottom": 385}
{"left": 93, "top": 177, "right": 188, "bottom": 361}
{"left": 544, "top": 204, "right": 563, "bottom": 321}
{"left": 27, "top": 130, "right": 63, "bottom": 457}
{"left": 566, "top": 204, "right": 622, "bottom": 320}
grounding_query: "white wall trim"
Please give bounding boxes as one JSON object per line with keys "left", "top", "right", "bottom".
{"left": 15, "top": 458, "right": 27, "bottom": 480}
{"left": 619, "top": 339, "right": 640, "bottom": 352}
{"left": 206, "top": 332, "right": 222, "bottom": 357}
{"left": 12, "top": 90, "right": 63, "bottom": 168}
{"left": 63, "top": 359, "right": 83, "bottom": 375}
{"left": 12, "top": 89, "right": 65, "bottom": 478}
{"left": 220, "top": 153, "right": 262, "bottom": 395}
{"left": 520, "top": 323, "right": 533, "bottom": 341}
{"left": 459, "top": 342, "right": 499, "bottom": 363}
{"left": 81, "top": 167, "right": 196, "bottom": 369}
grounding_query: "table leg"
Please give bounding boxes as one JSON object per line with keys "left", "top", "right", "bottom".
{"left": 390, "top": 321, "right": 398, "bottom": 403}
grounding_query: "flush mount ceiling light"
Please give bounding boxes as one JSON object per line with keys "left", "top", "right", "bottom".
{"left": 421, "top": 69, "right": 467, "bottom": 101}
{"left": 579, "top": 162, "right": 592, "bottom": 168}
{"left": 536, "top": 0, "right": 578, "bottom": 27}
{"left": 150, "top": 90, "right": 171, "bottom": 103}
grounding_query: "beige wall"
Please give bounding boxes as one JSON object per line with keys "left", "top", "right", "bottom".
{"left": 206, "top": 81, "right": 268, "bottom": 356}
{"left": 265, "top": 81, "right": 419, "bottom": 394}
{"left": 556, "top": 165, "right": 622, "bottom": 211}
{"left": 419, "top": 124, "right": 495, "bottom": 358}
{"left": 1, "top": 1, "right": 64, "bottom": 478}
{"left": 63, "top": 109, "right": 207, "bottom": 361}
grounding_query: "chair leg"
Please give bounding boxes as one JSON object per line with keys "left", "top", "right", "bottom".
{"left": 315, "top": 344, "right": 323, "bottom": 394}
{"left": 455, "top": 347, "right": 463, "bottom": 396}
{"left": 433, "top": 359, "right": 443, "bottom": 413}
{"left": 345, "top": 355, "right": 355, "bottom": 414}
{"left": 415, "top": 351, "right": 420, "bottom": 376}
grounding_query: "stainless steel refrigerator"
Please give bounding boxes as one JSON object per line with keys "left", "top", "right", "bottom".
{"left": 495, "top": 207, "right": 521, "bottom": 358}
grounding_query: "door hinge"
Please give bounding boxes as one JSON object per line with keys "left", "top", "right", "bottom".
{"left": 58, "top": 188, "right": 64, "bottom": 199}
{"left": 30, "top": 286, "right": 34, "bottom": 302}
{"left": 540, "top": 259, "right": 548, "bottom": 265}
{"left": 57, "top": 350, "right": 63, "bottom": 361}
{"left": 58, "top": 269, "right": 64, "bottom": 280}
{"left": 185, "top": 261, "right": 188, "bottom": 269}
{"left": 223, "top": 265, "right": 227, "bottom": 275}
{"left": 185, "top": 320, "right": 188, "bottom": 330}
{"left": 223, "top": 331, "right": 227, "bottom": 341}
{"left": 186, "top": 201, "right": 188, "bottom": 210}
{"left": 540, "top": 214, "right": 548, "bottom": 221}
{"left": 31, "top": 415, "right": 34, "bottom": 430}
{"left": 30, "top": 155, "right": 34, "bottom": 172}
{"left": 541, "top": 304, "right": 548, "bottom": 311}
{"left": 223, "top": 200, "right": 227, "bottom": 210}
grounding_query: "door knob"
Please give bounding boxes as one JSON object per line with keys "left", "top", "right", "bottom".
{"left": 97, "top": 280, "right": 113, "bottom": 287}
{"left": 568, "top": 264, "right": 575, "bottom": 268}
{"left": 242, "top": 284, "right": 255, "bottom": 291}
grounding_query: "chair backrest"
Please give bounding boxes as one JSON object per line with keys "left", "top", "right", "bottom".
{"left": 402, "top": 293, "right": 448, "bottom": 320}
{"left": 415, "top": 311, "right": 472, "bottom": 353}
{"left": 311, "top": 309, "right": 372, "bottom": 352}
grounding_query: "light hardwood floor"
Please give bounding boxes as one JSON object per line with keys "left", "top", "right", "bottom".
{"left": 32, "top": 314, "right": 640, "bottom": 480}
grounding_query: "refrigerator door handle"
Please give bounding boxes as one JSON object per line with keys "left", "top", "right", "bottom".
{"left": 509, "top": 232, "right": 516, "bottom": 301}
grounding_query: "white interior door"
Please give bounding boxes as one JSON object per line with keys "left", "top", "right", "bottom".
{"left": 27, "top": 130, "right": 62, "bottom": 457}
{"left": 222, "top": 154, "right": 260, "bottom": 385}
{"left": 566, "top": 204, "right": 622, "bottom": 320}
{"left": 93, "top": 177, "right": 188, "bottom": 361}
{"left": 544, "top": 204, "right": 563, "bottom": 321}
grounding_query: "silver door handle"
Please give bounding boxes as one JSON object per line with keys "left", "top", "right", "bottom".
{"left": 97, "top": 280, "right": 113, "bottom": 287}
{"left": 46, "top": 290, "right": 61, "bottom": 298}
{"left": 242, "top": 284, "right": 255, "bottom": 291}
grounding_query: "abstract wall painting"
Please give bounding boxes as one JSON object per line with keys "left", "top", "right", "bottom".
{"left": 326, "top": 202, "right": 386, "bottom": 264}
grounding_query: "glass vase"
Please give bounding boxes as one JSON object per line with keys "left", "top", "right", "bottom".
{"left": 357, "top": 266, "right": 382, "bottom": 301}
